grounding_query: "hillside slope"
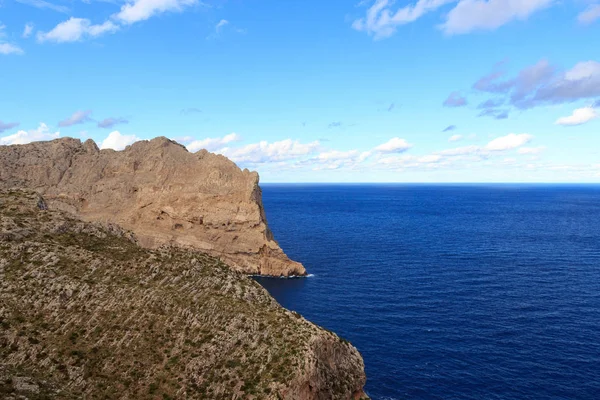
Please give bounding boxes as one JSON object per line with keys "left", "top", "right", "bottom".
{"left": 0, "top": 189, "right": 367, "bottom": 399}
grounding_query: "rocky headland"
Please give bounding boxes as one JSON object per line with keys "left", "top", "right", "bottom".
{"left": 0, "top": 137, "right": 303, "bottom": 276}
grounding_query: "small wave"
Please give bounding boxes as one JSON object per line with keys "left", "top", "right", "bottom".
{"left": 248, "top": 273, "right": 314, "bottom": 279}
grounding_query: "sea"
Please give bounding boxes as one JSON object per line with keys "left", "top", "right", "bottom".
{"left": 254, "top": 184, "right": 600, "bottom": 400}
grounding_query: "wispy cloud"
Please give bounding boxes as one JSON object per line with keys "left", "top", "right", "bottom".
{"left": 186, "top": 133, "right": 242, "bottom": 152}
{"left": 578, "top": 4, "right": 600, "bottom": 25}
{"left": 215, "top": 19, "right": 229, "bottom": 32}
{"left": 15, "top": 0, "right": 70, "bottom": 13}
{"left": 22, "top": 23, "right": 34, "bottom": 38}
{"left": 37, "top": 0, "right": 205, "bottom": 45}
{"left": 167, "top": 131, "right": 547, "bottom": 176}
{"left": 207, "top": 19, "right": 245, "bottom": 39}
{"left": 181, "top": 107, "right": 202, "bottom": 114}
{"left": 472, "top": 59, "right": 600, "bottom": 109}
{"left": 58, "top": 110, "right": 93, "bottom": 127}
{"left": 0, "top": 43, "right": 24, "bottom": 55}
{"left": 352, "top": 0, "right": 455, "bottom": 40}
{"left": 352, "top": 0, "right": 554, "bottom": 39}
{"left": 442, "top": 125, "right": 457, "bottom": 132}
{"left": 98, "top": 117, "right": 129, "bottom": 129}
{"left": 371, "top": 133, "right": 534, "bottom": 172}
{"left": 218, "top": 139, "right": 321, "bottom": 164}
{"left": 443, "top": 91, "right": 467, "bottom": 107}
{"left": 0, "top": 24, "right": 24, "bottom": 55}
{"left": 441, "top": 0, "right": 554, "bottom": 35}
{"left": 478, "top": 98, "right": 504, "bottom": 109}
{"left": 517, "top": 146, "right": 545, "bottom": 155}
{"left": 38, "top": 18, "right": 119, "bottom": 43}
{"left": 0, "top": 121, "right": 20, "bottom": 133}
{"left": 478, "top": 108, "right": 509, "bottom": 120}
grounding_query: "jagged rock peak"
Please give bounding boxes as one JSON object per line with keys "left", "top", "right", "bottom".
{"left": 0, "top": 137, "right": 305, "bottom": 276}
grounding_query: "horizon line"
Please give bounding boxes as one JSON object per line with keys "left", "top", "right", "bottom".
{"left": 260, "top": 182, "right": 600, "bottom": 185}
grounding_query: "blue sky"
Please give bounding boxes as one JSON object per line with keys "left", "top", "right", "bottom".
{"left": 1, "top": 0, "right": 599, "bottom": 182}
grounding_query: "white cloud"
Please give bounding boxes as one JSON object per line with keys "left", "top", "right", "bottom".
{"left": 0, "top": 43, "right": 24, "bottom": 55}
{"left": 186, "top": 133, "right": 241, "bottom": 152}
{"left": 218, "top": 139, "right": 321, "bottom": 164}
{"left": 564, "top": 61, "right": 600, "bottom": 81}
{"left": 441, "top": 0, "right": 554, "bottom": 35}
{"left": 88, "top": 21, "right": 120, "bottom": 36}
{"left": 0, "top": 123, "right": 59, "bottom": 145}
{"left": 517, "top": 146, "right": 545, "bottom": 154}
{"left": 555, "top": 106, "right": 598, "bottom": 126}
{"left": 316, "top": 149, "right": 359, "bottom": 161}
{"left": 15, "top": 0, "right": 70, "bottom": 13}
{"left": 353, "top": 0, "right": 554, "bottom": 39}
{"left": 436, "top": 145, "right": 480, "bottom": 156}
{"left": 37, "top": 0, "right": 202, "bottom": 44}
{"left": 215, "top": 19, "right": 229, "bottom": 32}
{"left": 352, "top": 0, "right": 455, "bottom": 40}
{"left": 207, "top": 19, "right": 230, "bottom": 39}
{"left": 373, "top": 137, "right": 413, "bottom": 153}
{"left": 37, "top": 17, "right": 119, "bottom": 43}
{"left": 113, "top": 0, "right": 198, "bottom": 25}
{"left": 418, "top": 154, "right": 442, "bottom": 163}
{"left": 58, "top": 110, "right": 93, "bottom": 127}
{"left": 310, "top": 149, "right": 373, "bottom": 170}
{"left": 0, "top": 25, "right": 24, "bottom": 55}
{"left": 485, "top": 133, "right": 533, "bottom": 151}
{"left": 578, "top": 4, "right": 600, "bottom": 25}
{"left": 100, "top": 131, "right": 140, "bottom": 150}
{"left": 22, "top": 23, "right": 34, "bottom": 38}
{"left": 448, "top": 134, "right": 463, "bottom": 142}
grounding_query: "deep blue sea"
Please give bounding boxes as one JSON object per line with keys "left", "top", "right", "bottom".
{"left": 255, "top": 185, "right": 600, "bottom": 400}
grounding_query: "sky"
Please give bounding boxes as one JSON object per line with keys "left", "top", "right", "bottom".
{"left": 1, "top": 0, "right": 599, "bottom": 183}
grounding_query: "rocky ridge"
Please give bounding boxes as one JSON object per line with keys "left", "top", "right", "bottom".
{"left": 0, "top": 137, "right": 304, "bottom": 276}
{"left": 0, "top": 189, "right": 368, "bottom": 399}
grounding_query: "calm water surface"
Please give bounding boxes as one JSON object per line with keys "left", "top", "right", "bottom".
{"left": 254, "top": 185, "right": 600, "bottom": 400}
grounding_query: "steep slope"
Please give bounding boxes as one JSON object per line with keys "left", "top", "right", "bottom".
{"left": 0, "top": 189, "right": 368, "bottom": 399}
{"left": 0, "top": 137, "right": 304, "bottom": 276}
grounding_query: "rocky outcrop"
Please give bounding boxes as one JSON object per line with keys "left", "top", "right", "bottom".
{"left": 0, "top": 189, "right": 369, "bottom": 399}
{"left": 0, "top": 137, "right": 304, "bottom": 276}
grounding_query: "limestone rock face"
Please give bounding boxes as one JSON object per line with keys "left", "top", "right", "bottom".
{"left": 0, "top": 137, "right": 305, "bottom": 276}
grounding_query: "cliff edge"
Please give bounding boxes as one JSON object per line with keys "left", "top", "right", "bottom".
{"left": 0, "top": 137, "right": 304, "bottom": 276}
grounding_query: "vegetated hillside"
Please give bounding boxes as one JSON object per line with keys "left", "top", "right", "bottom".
{"left": 0, "top": 189, "right": 368, "bottom": 399}
{"left": 0, "top": 137, "right": 304, "bottom": 277}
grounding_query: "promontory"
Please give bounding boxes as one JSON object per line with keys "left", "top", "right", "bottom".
{"left": 0, "top": 137, "right": 303, "bottom": 276}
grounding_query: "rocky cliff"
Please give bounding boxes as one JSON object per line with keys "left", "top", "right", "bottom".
{"left": 0, "top": 137, "right": 304, "bottom": 276}
{"left": 0, "top": 189, "right": 368, "bottom": 399}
